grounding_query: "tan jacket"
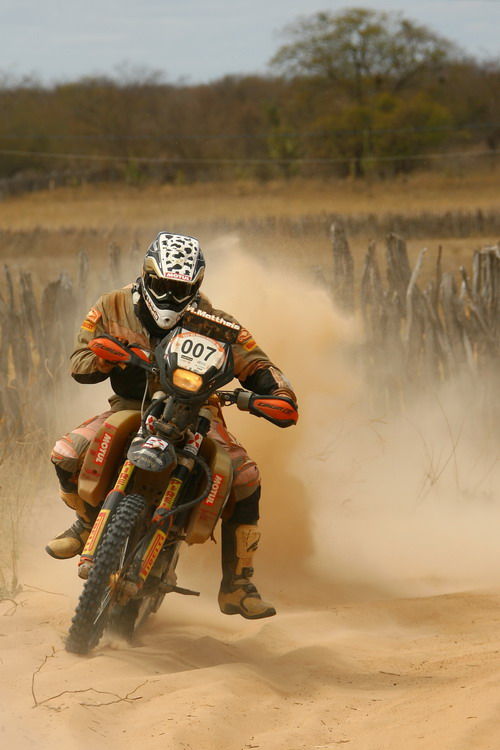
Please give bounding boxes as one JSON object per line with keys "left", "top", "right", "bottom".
{"left": 71, "top": 286, "right": 296, "bottom": 411}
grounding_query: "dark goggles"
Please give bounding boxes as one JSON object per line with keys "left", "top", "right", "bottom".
{"left": 145, "top": 273, "right": 201, "bottom": 303}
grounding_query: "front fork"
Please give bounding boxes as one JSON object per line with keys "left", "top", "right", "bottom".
{"left": 79, "top": 459, "right": 136, "bottom": 572}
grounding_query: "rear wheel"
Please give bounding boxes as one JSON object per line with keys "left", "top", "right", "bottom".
{"left": 65, "top": 493, "right": 145, "bottom": 655}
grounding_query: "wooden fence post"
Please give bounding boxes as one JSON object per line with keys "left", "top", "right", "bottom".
{"left": 330, "top": 222, "right": 354, "bottom": 313}
{"left": 386, "top": 233, "right": 412, "bottom": 316}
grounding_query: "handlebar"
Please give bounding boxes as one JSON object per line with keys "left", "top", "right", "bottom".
{"left": 88, "top": 335, "right": 298, "bottom": 428}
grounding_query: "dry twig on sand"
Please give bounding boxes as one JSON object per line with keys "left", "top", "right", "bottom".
{"left": 31, "top": 647, "right": 148, "bottom": 709}
{"left": 0, "top": 596, "right": 25, "bottom": 616}
{"left": 23, "top": 583, "right": 68, "bottom": 597}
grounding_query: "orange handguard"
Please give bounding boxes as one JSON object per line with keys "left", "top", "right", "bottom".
{"left": 88, "top": 334, "right": 152, "bottom": 365}
{"left": 235, "top": 390, "right": 298, "bottom": 428}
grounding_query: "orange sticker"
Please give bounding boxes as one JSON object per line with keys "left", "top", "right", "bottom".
{"left": 87, "top": 307, "right": 101, "bottom": 323}
{"left": 139, "top": 529, "right": 167, "bottom": 580}
{"left": 81, "top": 307, "right": 102, "bottom": 333}
{"left": 238, "top": 328, "right": 257, "bottom": 351}
{"left": 237, "top": 328, "right": 252, "bottom": 343}
{"left": 81, "top": 509, "right": 111, "bottom": 557}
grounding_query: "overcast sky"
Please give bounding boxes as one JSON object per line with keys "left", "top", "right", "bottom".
{"left": 1, "top": 0, "right": 499, "bottom": 85}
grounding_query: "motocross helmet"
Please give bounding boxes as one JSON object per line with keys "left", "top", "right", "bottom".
{"left": 140, "top": 232, "right": 205, "bottom": 330}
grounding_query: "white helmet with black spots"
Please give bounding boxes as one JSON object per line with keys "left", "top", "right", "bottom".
{"left": 140, "top": 232, "right": 206, "bottom": 330}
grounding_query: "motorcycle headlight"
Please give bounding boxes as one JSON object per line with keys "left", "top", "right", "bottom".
{"left": 172, "top": 368, "right": 203, "bottom": 393}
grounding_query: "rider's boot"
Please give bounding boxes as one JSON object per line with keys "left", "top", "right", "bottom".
{"left": 218, "top": 521, "right": 276, "bottom": 619}
{"left": 45, "top": 510, "right": 92, "bottom": 559}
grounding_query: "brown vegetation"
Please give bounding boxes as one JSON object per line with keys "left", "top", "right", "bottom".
{"left": 2, "top": 170, "right": 500, "bottom": 229}
{"left": 0, "top": 8, "right": 499, "bottom": 189}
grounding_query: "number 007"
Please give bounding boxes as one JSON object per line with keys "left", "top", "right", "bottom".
{"left": 181, "top": 339, "right": 217, "bottom": 361}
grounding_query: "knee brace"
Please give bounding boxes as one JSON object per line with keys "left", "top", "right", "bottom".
{"left": 226, "top": 486, "right": 261, "bottom": 525}
{"left": 53, "top": 464, "right": 77, "bottom": 493}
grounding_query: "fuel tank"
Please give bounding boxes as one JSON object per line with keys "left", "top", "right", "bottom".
{"left": 78, "top": 410, "right": 142, "bottom": 506}
{"left": 185, "top": 437, "right": 233, "bottom": 545}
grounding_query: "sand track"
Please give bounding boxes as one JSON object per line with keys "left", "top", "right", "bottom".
{"left": 2, "top": 575, "right": 500, "bottom": 750}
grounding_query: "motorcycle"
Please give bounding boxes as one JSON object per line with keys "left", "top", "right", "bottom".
{"left": 65, "top": 306, "right": 298, "bottom": 654}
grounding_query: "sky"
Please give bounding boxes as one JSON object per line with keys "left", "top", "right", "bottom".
{"left": 1, "top": 0, "right": 499, "bottom": 85}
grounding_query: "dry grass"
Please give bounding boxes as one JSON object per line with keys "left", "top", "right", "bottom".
{"left": 0, "top": 437, "right": 50, "bottom": 595}
{"left": 0, "top": 170, "right": 499, "bottom": 231}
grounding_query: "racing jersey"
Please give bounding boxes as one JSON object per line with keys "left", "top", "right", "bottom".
{"left": 70, "top": 285, "right": 296, "bottom": 411}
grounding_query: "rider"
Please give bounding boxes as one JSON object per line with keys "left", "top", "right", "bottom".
{"left": 46, "top": 232, "right": 298, "bottom": 620}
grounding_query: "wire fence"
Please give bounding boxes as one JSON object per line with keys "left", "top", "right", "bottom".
{"left": 1, "top": 120, "right": 500, "bottom": 140}
{"left": 0, "top": 147, "right": 499, "bottom": 166}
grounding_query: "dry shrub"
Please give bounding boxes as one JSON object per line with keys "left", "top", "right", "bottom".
{"left": 0, "top": 433, "right": 51, "bottom": 595}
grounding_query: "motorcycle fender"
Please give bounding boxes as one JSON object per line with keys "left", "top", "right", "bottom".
{"left": 78, "top": 410, "right": 142, "bottom": 507}
{"left": 184, "top": 437, "right": 233, "bottom": 545}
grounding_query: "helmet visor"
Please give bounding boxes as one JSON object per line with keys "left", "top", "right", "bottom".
{"left": 146, "top": 274, "right": 201, "bottom": 304}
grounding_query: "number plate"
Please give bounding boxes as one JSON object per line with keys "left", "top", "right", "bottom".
{"left": 169, "top": 331, "right": 226, "bottom": 374}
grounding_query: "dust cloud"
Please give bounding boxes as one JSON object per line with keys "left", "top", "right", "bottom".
{"left": 200, "top": 234, "right": 500, "bottom": 599}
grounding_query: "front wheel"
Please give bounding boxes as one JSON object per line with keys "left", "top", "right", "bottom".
{"left": 65, "top": 493, "right": 145, "bottom": 655}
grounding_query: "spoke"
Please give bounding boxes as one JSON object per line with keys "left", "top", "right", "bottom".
{"left": 119, "top": 546, "right": 127, "bottom": 568}
{"left": 92, "top": 541, "right": 129, "bottom": 628}
{"left": 93, "top": 588, "right": 112, "bottom": 626}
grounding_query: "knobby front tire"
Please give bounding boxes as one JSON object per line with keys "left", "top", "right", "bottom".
{"left": 65, "top": 493, "right": 145, "bottom": 655}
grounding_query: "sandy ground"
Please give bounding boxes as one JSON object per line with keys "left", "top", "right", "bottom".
{"left": 3, "top": 542, "right": 500, "bottom": 750}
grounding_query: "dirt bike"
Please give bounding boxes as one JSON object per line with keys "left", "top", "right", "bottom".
{"left": 65, "top": 306, "right": 297, "bottom": 654}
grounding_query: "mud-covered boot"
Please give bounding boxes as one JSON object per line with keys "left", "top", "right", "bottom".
{"left": 218, "top": 522, "right": 276, "bottom": 619}
{"left": 45, "top": 515, "right": 92, "bottom": 559}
